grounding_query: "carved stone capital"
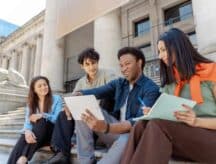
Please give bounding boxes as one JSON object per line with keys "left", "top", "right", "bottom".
{"left": 22, "top": 42, "right": 29, "bottom": 48}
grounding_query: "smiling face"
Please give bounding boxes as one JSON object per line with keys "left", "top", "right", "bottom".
{"left": 158, "top": 40, "right": 175, "bottom": 66}
{"left": 81, "top": 58, "right": 99, "bottom": 79}
{"left": 34, "top": 79, "right": 49, "bottom": 97}
{"left": 119, "top": 54, "right": 142, "bottom": 84}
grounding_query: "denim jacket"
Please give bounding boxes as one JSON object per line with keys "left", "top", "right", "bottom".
{"left": 23, "top": 95, "right": 63, "bottom": 131}
{"left": 81, "top": 74, "right": 160, "bottom": 125}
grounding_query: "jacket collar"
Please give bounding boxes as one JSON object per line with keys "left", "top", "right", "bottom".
{"left": 122, "top": 74, "right": 146, "bottom": 87}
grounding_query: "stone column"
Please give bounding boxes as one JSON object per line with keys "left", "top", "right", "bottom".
{"left": 9, "top": 50, "right": 18, "bottom": 70}
{"left": 149, "top": 0, "right": 159, "bottom": 58}
{"left": 20, "top": 43, "right": 30, "bottom": 81}
{"left": 94, "top": 9, "right": 121, "bottom": 73}
{"left": 41, "top": 0, "right": 65, "bottom": 91}
{"left": 28, "top": 45, "right": 36, "bottom": 83}
{"left": 17, "top": 53, "right": 22, "bottom": 72}
{"left": 192, "top": 0, "right": 216, "bottom": 60}
{"left": 2, "top": 56, "right": 8, "bottom": 69}
{"left": 34, "top": 34, "right": 43, "bottom": 76}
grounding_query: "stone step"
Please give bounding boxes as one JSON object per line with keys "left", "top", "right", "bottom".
{"left": 0, "top": 114, "right": 24, "bottom": 119}
{"left": 0, "top": 138, "right": 106, "bottom": 164}
{"left": 0, "top": 116, "right": 24, "bottom": 122}
{"left": 6, "top": 110, "right": 24, "bottom": 114}
{"left": 0, "top": 111, "right": 24, "bottom": 130}
{"left": 0, "top": 130, "right": 21, "bottom": 139}
{"left": 0, "top": 119, "right": 24, "bottom": 125}
{"left": 0, "top": 120, "right": 24, "bottom": 126}
{"left": 0, "top": 137, "right": 199, "bottom": 164}
{"left": 0, "top": 120, "right": 23, "bottom": 125}
{"left": 6, "top": 108, "right": 25, "bottom": 114}
{"left": 0, "top": 122, "right": 23, "bottom": 130}
{"left": 0, "top": 153, "right": 9, "bottom": 164}
{"left": 0, "top": 112, "right": 25, "bottom": 118}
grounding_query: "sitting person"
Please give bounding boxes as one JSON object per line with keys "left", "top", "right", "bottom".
{"left": 46, "top": 48, "right": 116, "bottom": 163}
{"left": 121, "top": 28, "right": 216, "bottom": 164}
{"left": 74, "top": 47, "right": 159, "bottom": 164}
{"left": 7, "top": 76, "right": 63, "bottom": 164}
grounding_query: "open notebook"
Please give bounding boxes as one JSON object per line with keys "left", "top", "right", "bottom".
{"left": 64, "top": 95, "right": 104, "bottom": 120}
{"left": 133, "top": 93, "right": 197, "bottom": 121}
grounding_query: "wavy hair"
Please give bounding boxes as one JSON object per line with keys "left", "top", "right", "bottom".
{"left": 28, "top": 76, "right": 53, "bottom": 115}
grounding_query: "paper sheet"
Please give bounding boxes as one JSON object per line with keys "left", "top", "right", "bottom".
{"left": 133, "top": 93, "right": 197, "bottom": 121}
{"left": 64, "top": 95, "right": 104, "bottom": 120}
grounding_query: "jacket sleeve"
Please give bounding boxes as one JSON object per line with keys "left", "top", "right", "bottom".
{"left": 22, "top": 106, "right": 33, "bottom": 132}
{"left": 43, "top": 95, "right": 63, "bottom": 123}
{"left": 128, "top": 82, "right": 160, "bottom": 126}
{"left": 81, "top": 79, "right": 117, "bottom": 99}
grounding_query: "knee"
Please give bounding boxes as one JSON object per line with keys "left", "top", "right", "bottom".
{"left": 131, "top": 120, "right": 147, "bottom": 134}
{"left": 59, "top": 111, "right": 66, "bottom": 119}
{"left": 146, "top": 119, "right": 170, "bottom": 131}
{"left": 32, "top": 119, "right": 48, "bottom": 139}
{"left": 134, "top": 120, "right": 145, "bottom": 129}
{"left": 57, "top": 111, "right": 74, "bottom": 123}
{"left": 33, "top": 118, "right": 46, "bottom": 128}
{"left": 32, "top": 118, "right": 47, "bottom": 132}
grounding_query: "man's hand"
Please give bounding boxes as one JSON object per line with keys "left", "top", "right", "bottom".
{"left": 71, "top": 91, "right": 82, "bottom": 96}
{"left": 174, "top": 104, "right": 197, "bottom": 127}
{"left": 25, "top": 130, "right": 37, "bottom": 144}
{"left": 29, "top": 114, "right": 43, "bottom": 123}
{"left": 81, "top": 109, "right": 107, "bottom": 133}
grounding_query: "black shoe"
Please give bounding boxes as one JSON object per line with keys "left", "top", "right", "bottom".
{"left": 46, "top": 152, "right": 71, "bottom": 164}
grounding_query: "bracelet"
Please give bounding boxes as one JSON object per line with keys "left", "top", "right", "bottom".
{"left": 104, "top": 123, "right": 110, "bottom": 134}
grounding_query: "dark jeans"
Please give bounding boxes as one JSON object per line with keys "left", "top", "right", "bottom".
{"left": 7, "top": 118, "right": 54, "bottom": 164}
{"left": 8, "top": 111, "right": 75, "bottom": 164}
{"left": 50, "top": 111, "right": 75, "bottom": 156}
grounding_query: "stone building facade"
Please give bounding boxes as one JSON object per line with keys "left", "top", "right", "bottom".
{"left": 0, "top": 0, "right": 215, "bottom": 93}
{"left": 0, "top": 11, "right": 44, "bottom": 84}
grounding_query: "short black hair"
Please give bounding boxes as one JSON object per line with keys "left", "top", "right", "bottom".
{"left": 77, "top": 48, "right": 100, "bottom": 64}
{"left": 117, "top": 47, "right": 146, "bottom": 70}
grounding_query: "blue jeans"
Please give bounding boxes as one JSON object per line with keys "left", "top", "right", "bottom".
{"left": 76, "top": 110, "right": 129, "bottom": 164}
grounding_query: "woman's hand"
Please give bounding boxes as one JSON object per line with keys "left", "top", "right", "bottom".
{"left": 29, "top": 114, "right": 43, "bottom": 123}
{"left": 24, "top": 130, "right": 37, "bottom": 144}
{"left": 142, "top": 107, "right": 151, "bottom": 115}
{"left": 63, "top": 106, "right": 72, "bottom": 120}
{"left": 174, "top": 104, "right": 197, "bottom": 127}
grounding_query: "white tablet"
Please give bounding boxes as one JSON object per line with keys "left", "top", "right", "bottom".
{"left": 64, "top": 95, "right": 104, "bottom": 120}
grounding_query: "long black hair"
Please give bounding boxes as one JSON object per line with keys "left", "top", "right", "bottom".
{"left": 158, "top": 28, "right": 213, "bottom": 87}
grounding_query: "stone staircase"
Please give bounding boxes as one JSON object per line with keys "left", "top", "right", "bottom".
{"left": 0, "top": 108, "right": 199, "bottom": 164}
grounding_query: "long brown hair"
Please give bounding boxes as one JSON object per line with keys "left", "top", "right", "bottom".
{"left": 28, "top": 76, "right": 53, "bottom": 115}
